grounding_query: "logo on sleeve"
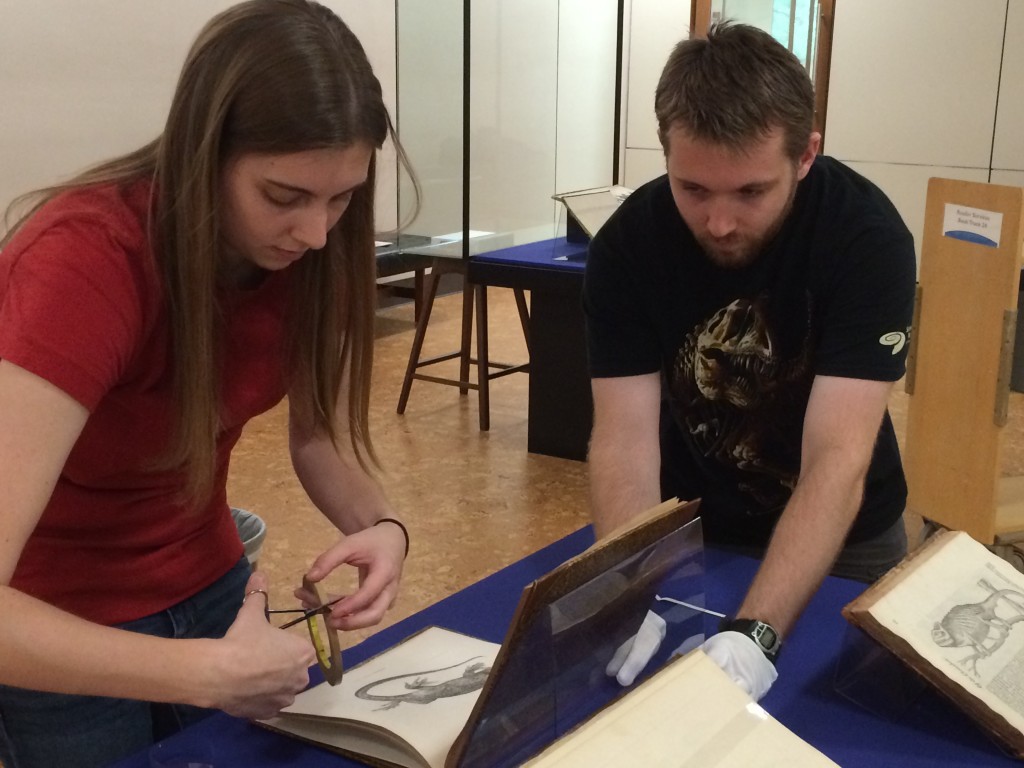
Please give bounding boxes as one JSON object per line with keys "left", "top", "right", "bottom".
{"left": 879, "top": 331, "right": 907, "bottom": 355}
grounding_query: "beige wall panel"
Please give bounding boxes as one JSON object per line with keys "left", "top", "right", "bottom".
{"left": 1, "top": 2, "right": 398, "bottom": 230}
{"left": 556, "top": 0, "right": 619, "bottom": 193}
{"left": 993, "top": 0, "right": 1024, "bottom": 173}
{"left": 624, "top": 0, "right": 691, "bottom": 151}
{"left": 826, "top": 0, "right": 1005, "bottom": 168}
{"left": 623, "top": 147, "right": 667, "bottom": 190}
{"left": 991, "top": 170, "right": 1024, "bottom": 188}
{"left": 840, "top": 161, "right": 990, "bottom": 265}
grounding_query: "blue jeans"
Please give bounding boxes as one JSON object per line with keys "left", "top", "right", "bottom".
{"left": 0, "top": 557, "right": 250, "bottom": 768}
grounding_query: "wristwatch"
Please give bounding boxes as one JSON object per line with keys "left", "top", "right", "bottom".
{"left": 720, "top": 617, "right": 782, "bottom": 664}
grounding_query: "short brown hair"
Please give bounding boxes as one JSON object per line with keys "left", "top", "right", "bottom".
{"left": 655, "top": 21, "right": 814, "bottom": 159}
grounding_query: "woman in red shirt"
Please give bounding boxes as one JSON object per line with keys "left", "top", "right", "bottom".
{"left": 0, "top": 2, "right": 412, "bottom": 766}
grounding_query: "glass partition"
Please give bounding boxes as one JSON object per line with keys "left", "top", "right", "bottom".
{"left": 394, "top": 0, "right": 619, "bottom": 259}
{"left": 454, "top": 517, "right": 709, "bottom": 768}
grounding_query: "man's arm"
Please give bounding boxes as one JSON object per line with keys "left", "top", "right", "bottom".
{"left": 736, "top": 374, "right": 895, "bottom": 636}
{"left": 588, "top": 372, "right": 663, "bottom": 539}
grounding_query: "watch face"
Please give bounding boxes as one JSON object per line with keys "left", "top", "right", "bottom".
{"left": 723, "top": 618, "right": 781, "bottom": 659}
{"left": 751, "top": 622, "right": 780, "bottom": 653}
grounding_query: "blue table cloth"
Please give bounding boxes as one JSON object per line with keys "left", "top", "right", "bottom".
{"left": 113, "top": 528, "right": 1020, "bottom": 767}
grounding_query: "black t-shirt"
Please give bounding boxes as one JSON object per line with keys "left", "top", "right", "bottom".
{"left": 584, "top": 155, "right": 917, "bottom": 546}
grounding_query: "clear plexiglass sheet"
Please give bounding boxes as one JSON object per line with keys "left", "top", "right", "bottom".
{"left": 553, "top": 185, "right": 633, "bottom": 240}
{"left": 547, "top": 518, "right": 709, "bottom": 744}
{"left": 455, "top": 512, "right": 708, "bottom": 768}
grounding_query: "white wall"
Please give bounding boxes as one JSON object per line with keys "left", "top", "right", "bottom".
{"left": 469, "top": 0, "right": 618, "bottom": 244}
{"left": 825, "top": 0, "right": 1024, "bottom": 257}
{"left": 21, "top": 3, "right": 1017, "bottom": 256}
{"left": 2, "top": 1, "right": 615, "bottom": 247}
{"left": 993, "top": 0, "right": 1024, "bottom": 175}
{"left": 556, "top": 0, "right": 619, "bottom": 194}
{"left": 395, "top": 0, "right": 464, "bottom": 238}
{"left": 469, "top": 1, "right": 560, "bottom": 244}
{"left": 395, "top": 0, "right": 618, "bottom": 247}
{"left": 0, "top": 2, "right": 398, "bottom": 231}
{"left": 620, "top": 0, "right": 692, "bottom": 189}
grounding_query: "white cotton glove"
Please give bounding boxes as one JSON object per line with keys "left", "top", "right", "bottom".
{"left": 605, "top": 610, "right": 667, "bottom": 686}
{"left": 702, "top": 631, "right": 778, "bottom": 702}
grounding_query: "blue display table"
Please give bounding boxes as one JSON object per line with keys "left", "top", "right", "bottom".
{"left": 113, "top": 529, "right": 1020, "bottom": 767}
{"left": 468, "top": 238, "right": 590, "bottom": 461}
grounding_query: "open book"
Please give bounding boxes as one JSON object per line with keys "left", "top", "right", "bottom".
{"left": 843, "top": 529, "right": 1024, "bottom": 758}
{"left": 262, "top": 498, "right": 702, "bottom": 768}
{"left": 524, "top": 648, "right": 838, "bottom": 767}
{"left": 262, "top": 626, "right": 498, "bottom": 768}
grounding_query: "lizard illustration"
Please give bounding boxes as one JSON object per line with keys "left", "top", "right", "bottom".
{"left": 355, "top": 657, "right": 491, "bottom": 710}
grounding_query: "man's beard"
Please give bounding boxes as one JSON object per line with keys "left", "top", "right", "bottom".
{"left": 697, "top": 178, "right": 798, "bottom": 270}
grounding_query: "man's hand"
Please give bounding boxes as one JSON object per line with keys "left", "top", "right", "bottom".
{"left": 605, "top": 610, "right": 666, "bottom": 686}
{"left": 702, "top": 631, "right": 777, "bottom": 701}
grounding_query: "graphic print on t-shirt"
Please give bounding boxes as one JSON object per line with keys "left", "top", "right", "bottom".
{"left": 668, "top": 296, "right": 813, "bottom": 514}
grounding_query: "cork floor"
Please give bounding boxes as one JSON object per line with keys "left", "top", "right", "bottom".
{"left": 228, "top": 282, "right": 1024, "bottom": 647}
{"left": 227, "top": 283, "right": 589, "bottom": 646}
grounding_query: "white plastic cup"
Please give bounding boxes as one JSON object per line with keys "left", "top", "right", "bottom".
{"left": 230, "top": 507, "right": 267, "bottom": 569}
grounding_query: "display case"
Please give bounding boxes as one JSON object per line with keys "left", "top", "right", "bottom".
{"left": 391, "top": 0, "right": 621, "bottom": 259}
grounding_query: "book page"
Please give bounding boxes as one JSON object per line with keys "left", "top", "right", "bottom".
{"left": 266, "top": 627, "right": 500, "bottom": 768}
{"left": 522, "top": 650, "right": 837, "bottom": 767}
{"left": 865, "top": 532, "right": 1024, "bottom": 733}
{"left": 261, "top": 717, "right": 427, "bottom": 768}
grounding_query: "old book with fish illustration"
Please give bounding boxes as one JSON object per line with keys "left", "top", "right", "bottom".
{"left": 262, "top": 497, "right": 703, "bottom": 768}
{"left": 843, "top": 529, "right": 1024, "bottom": 758}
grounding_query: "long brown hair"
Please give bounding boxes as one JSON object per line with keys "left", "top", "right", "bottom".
{"left": 4, "top": 0, "right": 409, "bottom": 503}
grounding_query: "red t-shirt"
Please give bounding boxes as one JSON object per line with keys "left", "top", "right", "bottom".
{"left": 0, "top": 179, "right": 290, "bottom": 625}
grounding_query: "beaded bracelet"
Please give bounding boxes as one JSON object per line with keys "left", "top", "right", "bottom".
{"left": 374, "top": 517, "right": 410, "bottom": 559}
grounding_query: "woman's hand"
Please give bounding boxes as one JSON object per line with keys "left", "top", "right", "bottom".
{"left": 203, "top": 572, "right": 316, "bottom": 720}
{"left": 296, "top": 521, "right": 406, "bottom": 631}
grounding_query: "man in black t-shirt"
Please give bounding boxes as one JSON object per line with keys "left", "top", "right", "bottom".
{"left": 584, "top": 22, "right": 916, "bottom": 700}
